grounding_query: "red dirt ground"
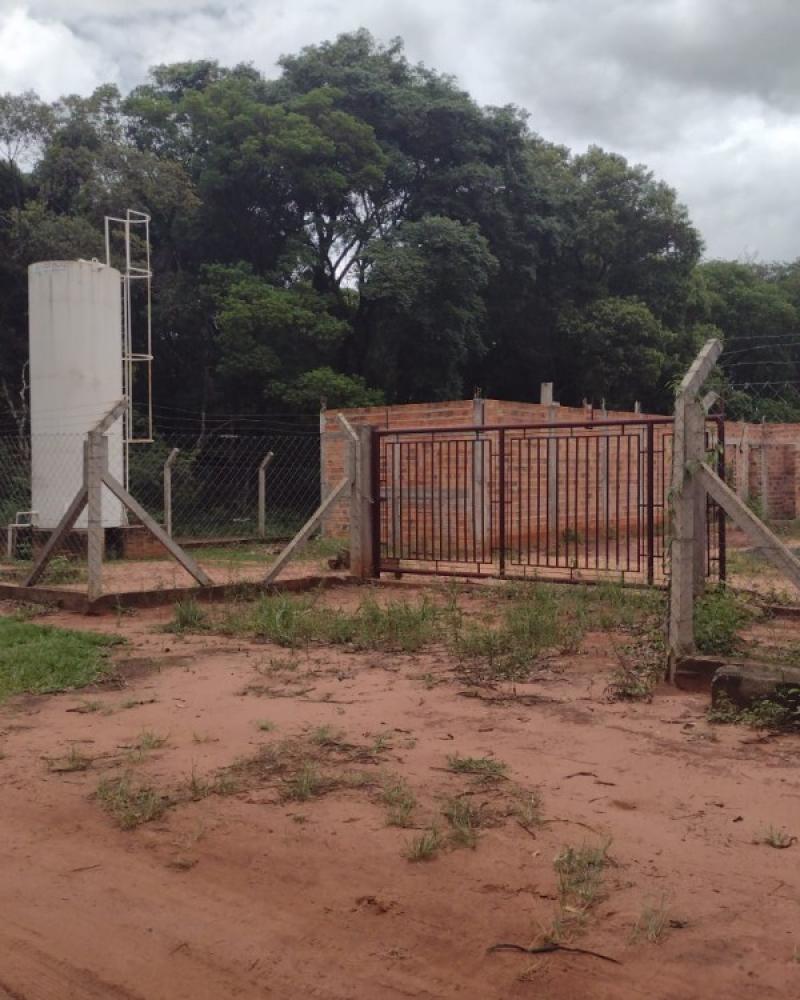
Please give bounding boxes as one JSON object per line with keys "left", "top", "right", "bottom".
{"left": 1, "top": 584, "right": 799, "bottom": 1000}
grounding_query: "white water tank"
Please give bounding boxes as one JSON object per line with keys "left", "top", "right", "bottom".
{"left": 29, "top": 260, "right": 125, "bottom": 530}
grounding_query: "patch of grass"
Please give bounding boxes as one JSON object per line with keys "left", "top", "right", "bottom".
{"left": 605, "top": 620, "right": 667, "bottom": 703}
{"left": 166, "top": 598, "right": 207, "bottom": 634}
{"left": 96, "top": 773, "right": 168, "bottom": 829}
{"left": 130, "top": 729, "right": 168, "bottom": 758}
{"left": 443, "top": 797, "right": 482, "bottom": 848}
{"left": 221, "top": 593, "right": 332, "bottom": 648}
{"left": 371, "top": 731, "right": 393, "bottom": 754}
{"left": 382, "top": 778, "right": 416, "bottom": 827}
{"left": 72, "top": 699, "right": 104, "bottom": 713}
{"left": 0, "top": 618, "right": 122, "bottom": 702}
{"left": 694, "top": 587, "right": 752, "bottom": 655}
{"left": 447, "top": 754, "right": 508, "bottom": 778}
{"left": 309, "top": 724, "right": 344, "bottom": 748}
{"left": 186, "top": 766, "right": 210, "bottom": 800}
{"left": 631, "top": 895, "right": 670, "bottom": 943}
{"left": 256, "top": 719, "right": 276, "bottom": 732}
{"left": 283, "top": 761, "right": 325, "bottom": 801}
{"left": 42, "top": 555, "right": 83, "bottom": 585}
{"left": 554, "top": 841, "right": 610, "bottom": 917}
{"left": 709, "top": 690, "right": 800, "bottom": 731}
{"left": 48, "top": 745, "right": 92, "bottom": 773}
{"left": 456, "top": 589, "right": 562, "bottom": 680}
{"left": 219, "top": 591, "right": 443, "bottom": 653}
{"left": 512, "top": 789, "right": 544, "bottom": 828}
{"left": 350, "top": 595, "right": 440, "bottom": 652}
{"left": 211, "top": 771, "right": 241, "bottom": 796}
{"left": 196, "top": 544, "right": 268, "bottom": 564}
{"left": 405, "top": 827, "right": 441, "bottom": 862}
{"left": 758, "top": 825, "right": 796, "bottom": 849}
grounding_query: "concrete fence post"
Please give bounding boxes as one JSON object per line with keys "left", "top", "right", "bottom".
{"left": 257, "top": 451, "right": 274, "bottom": 539}
{"left": 351, "top": 425, "right": 376, "bottom": 579}
{"left": 163, "top": 447, "right": 180, "bottom": 538}
{"left": 86, "top": 430, "right": 107, "bottom": 601}
{"left": 667, "top": 338, "right": 723, "bottom": 678}
{"left": 319, "top": 403, "right": 328, "bottom": 535}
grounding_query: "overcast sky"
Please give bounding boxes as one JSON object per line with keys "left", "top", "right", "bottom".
{"left": 0, "top": 0, "right": 797, "bottom": 261}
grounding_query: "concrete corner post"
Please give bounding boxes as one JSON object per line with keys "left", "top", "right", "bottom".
{"left": 352, "top": 425, "right": 376, "bottom": 579}
{"left": 667, "top": 339, "right": 723, "bottom": 678}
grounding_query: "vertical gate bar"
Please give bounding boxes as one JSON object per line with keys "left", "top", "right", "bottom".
{"left": 402, "top": 440, "right": 407, "bottom": 560}
{"left": 572, "top": 436, "right": 579, "bottom": 564}
{"left": 646, "top": 422, "right": 655, "bottom": 584}
{"left": 437, "top": 440, "right": 442, "bottom": 562}
{"left": 615, "top": 437, "right": 621, "bottom": 567}
{"left": 371, "top": 429, "right": 381, "bottom": 575}
{"left": 625, "top": 434, "right": 631, "bottom": 571}
{"left": 462, "top": 439, "right": 468, "bottom": 563}
{"left": 498, "top": 429, "right": 506, "bottom": 576}
{"left": 564, "top": 437, "right": 569, "bottom": 563}
{"left": 428, "top": 440, "right": 433, "bottom": 561}
{"left": 414, "top": 440, "right": 422, "bottom": 559}
{"left": 595, "top": 436, "right": 600, "bottom": 568}
{"left": 444, "top": 439, "right": 449, "bottom": 562}
{"left": 535, "top": 438, "right": 541, "bottom": 565}
{"left": 626, "top": 434, "right": 641, "bottom": 572}
{"left": 554, "top": 437, "right": 560, "bottom": 564}
{"left": 584, "top": 437, "right": 589, "bottom": 567}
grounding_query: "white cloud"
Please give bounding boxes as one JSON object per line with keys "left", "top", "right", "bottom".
{"left": 2, "top": 0, "right": 800, "bottom": 260}
{"left": 0, "top": 6, "right": 116, "bottom": 99}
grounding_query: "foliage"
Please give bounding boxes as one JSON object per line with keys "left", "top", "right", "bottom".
{"left": 0, "top": 30, "right": 727, "bottom": 426}
{"left": 693, "top": 587, "right": 752, "bottom": 655}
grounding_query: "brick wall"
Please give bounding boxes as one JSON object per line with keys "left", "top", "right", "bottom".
{"left": 724, "top": 423, "right": 800, "bottom": 520}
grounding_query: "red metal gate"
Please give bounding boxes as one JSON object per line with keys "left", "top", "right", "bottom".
{"left": 372, "top": 417, "right": 724, "bottom": 585}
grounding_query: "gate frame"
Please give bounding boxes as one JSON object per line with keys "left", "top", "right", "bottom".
{"left": 370, "top": 415, "right": 725, "bottom": 586}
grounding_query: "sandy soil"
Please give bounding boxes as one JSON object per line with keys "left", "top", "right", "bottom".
{"left": 1, "top": 585, "right": 799, "bottom": 1000}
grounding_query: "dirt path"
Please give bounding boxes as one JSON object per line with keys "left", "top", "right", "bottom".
{"left": 1, "top": 592, "right": 799, "bottom": 999}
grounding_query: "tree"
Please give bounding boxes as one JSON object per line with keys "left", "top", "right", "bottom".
{"left": 362, "top": 216, "right": 497, "bottom": 400}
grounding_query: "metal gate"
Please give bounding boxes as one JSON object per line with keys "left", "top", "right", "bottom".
{"left": 373, "top": 417, "right": 725, "bottom": 585}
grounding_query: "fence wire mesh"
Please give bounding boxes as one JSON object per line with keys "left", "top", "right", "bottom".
{"left": 0, "top": 421, "right": 335, "bottom": 596}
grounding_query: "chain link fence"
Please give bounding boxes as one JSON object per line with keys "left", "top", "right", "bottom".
{"left": 0, "top": 424, "right": 330, "bottom": 594}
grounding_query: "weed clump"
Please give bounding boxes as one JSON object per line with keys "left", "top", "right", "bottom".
{"left": 447, "top": 754, "right": 508, "bottom": 778}
{"left": 405, "top": 827, "right": 441, "bottom": 862}
{"left": 167, "top": 598, "right": 207, "bottom": 634}
{"left": 631, "top": 895, "right": 671, "bottom": 943}
{"left": 382, "top": 779, "right": 416, "bottom": 827}
{"left": 96, "top": 774, "right": 168, "bottom": 829}
{"left": 694, "top": 588, "right": 752, "bottom": 655}
{"left": 708, "top": 690, "right": 800, "bottom": 731}
{"left": 443, "top": 797, "right": 483, "bottom": 848}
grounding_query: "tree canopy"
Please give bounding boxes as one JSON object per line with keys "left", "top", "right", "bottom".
{"left": 1, "top": 29, "right": 797, "bottom": 426}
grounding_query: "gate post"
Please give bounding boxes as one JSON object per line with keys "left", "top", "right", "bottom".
{"left": 646, "top": 421, "right": 655, "bottom": 585}
{"left": 345, "top": 422, "right": 377, "bottom": 580}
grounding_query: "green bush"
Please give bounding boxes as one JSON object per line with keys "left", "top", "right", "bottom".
{"left": 694, "top": 588, "right": 750, "bottom": 655}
